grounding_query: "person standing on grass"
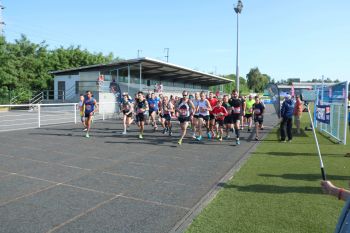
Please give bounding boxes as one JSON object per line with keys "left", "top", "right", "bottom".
{"left": 212, "top": 99, "right": 228, "bottom": 141}
{"left": 83, "top": 91, "right": 98, "bottom": 138}
{"left": 321, "top": 180, "right": 350, "bottom": 232}
{"left": 293, "top": 95, "right": 303, "bottom": 134}
{"left": 135, "top": 91, "right": 149, "bottom": 139}
{"left": 120, "top": 93, "right": 133, "bottom": 135}
{"left": 252, "top": 96, "right": 265, "bottom": 141}
{"left": 280, "top": 94, "right": 295, "bottom": 142}
{"left": 176, "top": 91, "right": 195, "bottom": 145}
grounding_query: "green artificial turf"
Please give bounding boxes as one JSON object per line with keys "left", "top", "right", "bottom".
{"left": 186, "top": 113, "right": 350, "bottom": 233}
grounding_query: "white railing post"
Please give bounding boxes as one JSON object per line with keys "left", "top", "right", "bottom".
{"left": 38, "top": 104, "right": 41, "bottom": 128}
{"left": 74, "top": 103, "right": 77, "bottom": 124}
{"left": 102, "top": 103, "right": 105, "bottom": 121}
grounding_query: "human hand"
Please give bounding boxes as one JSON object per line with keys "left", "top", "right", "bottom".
{"left": 321, "top": 180, "right": 337, "bottom": 196}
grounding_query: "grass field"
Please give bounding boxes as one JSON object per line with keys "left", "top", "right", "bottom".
{"left": 186, "top": 113, "right": 350, "bottom": 233}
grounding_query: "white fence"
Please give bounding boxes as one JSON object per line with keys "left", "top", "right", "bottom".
{"left": 0, "top": 102, "right": 119, "bottom": 132}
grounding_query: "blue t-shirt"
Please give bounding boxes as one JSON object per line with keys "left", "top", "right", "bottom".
{"left": 84, "top": 97, "right": 95, "bottom": 114}
{"left": 148, "top": 97, "right": 160, "bottom": 111}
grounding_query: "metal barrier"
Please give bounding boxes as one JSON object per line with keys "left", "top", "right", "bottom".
{"left": 0, "top": 102, "right": 119, "bottom": 132}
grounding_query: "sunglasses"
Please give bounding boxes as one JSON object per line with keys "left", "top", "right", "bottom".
{"left": 183, "top": 95, "right": 187, "bottom": 97}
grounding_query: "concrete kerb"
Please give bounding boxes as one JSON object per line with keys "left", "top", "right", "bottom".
{"left": 170, "top": 124, "right": 277, "bottom": 233}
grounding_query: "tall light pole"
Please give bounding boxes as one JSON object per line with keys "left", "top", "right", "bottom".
{"left": 234, "top": 0, "right": 243, "bottom": 93}
{"left": 164, "top": 48, "right": 169, "bottom": 62}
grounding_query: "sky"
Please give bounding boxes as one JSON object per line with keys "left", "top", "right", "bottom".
{"left": 1, "top": 0, "right": 350, "bottom": 82}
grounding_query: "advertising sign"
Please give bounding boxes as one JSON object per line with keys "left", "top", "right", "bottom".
{"left": 316, "top": 105, "right": 331, "bottom": 124}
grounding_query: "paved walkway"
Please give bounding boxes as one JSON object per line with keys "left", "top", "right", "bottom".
{"left": 0, "top": 105, "right": 277, "bottom": 233}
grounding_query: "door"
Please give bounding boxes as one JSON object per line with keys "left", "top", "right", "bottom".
{"left": 58, "top": 81, "right": 65, "bottom": 100}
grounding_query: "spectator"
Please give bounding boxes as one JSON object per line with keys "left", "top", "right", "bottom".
{"left": 293, "top": 95, "right": 303, "bottom": 134}
{"left": 321, "top": 180, "right": 350, "bottom": 232}
{"left": 280, "top": 94, "right": 295, "bottom": 142}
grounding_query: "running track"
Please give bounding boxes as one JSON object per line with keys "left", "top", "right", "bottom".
{"left": 0, "top": 105, "right": 278, "bottom": 233}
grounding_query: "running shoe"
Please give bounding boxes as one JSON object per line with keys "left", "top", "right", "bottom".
{"left": 169, "top": 131, "right": 172, "bottom": 136}
{"left": 224, "top": 135, "right": 230, "bottom": 140}
{"left": 178, "top": 139, "right": 182, "bottom": 145}
{"left": 85, "top": 133, "right": 90, "bottom": 138}
{"left": 139, "top": 134, "right": 143, "bottom": 139}
{"left": 192, "top": 133, "right": 197, "bottom": 139}
{"left": 216, "top": 134, "right": 220, "bottom": 139}
{"left": 219, "top": 137, "right": 223, "bottom": 142}
{"left": 255, "top": 136, "right": 259, "bottom": 141}
{"left": 122, "top": 131, "right": 127, "bottom": 135}
{"left": 236, "top": 139, "right": 240, "bottom": 145}
{"left": 248, "top": 128, "right": 251, "bottom": 132}
{"left": 207, "top": 132, "right": 211, "bottom": 139}
{"left": 162, "top": 128, "right": 167, "bottom": 134}
{"left": 83, "top": 128, "right": 88, "bottom": 131}
{"left": 196, "top": 135, "right": 202, "bottom": 141}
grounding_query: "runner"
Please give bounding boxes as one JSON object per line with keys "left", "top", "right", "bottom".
{"left": 120, "top": 93, "right": 133, "bottom": 135}
{"left": 147, "top": 93, "right": 161, "bottom": 131}
{"left": 212, "top": 99, "right": 228, "bottom": 141}
{"left": 207, "top": 92, "right": 218, "bottom": 139}
{"left": 192, "top": 92, "right": 201, "bottom": 139}
{"left": 252, "top": 95, "right": 265, "bottom": 141}
{"left": 196, "top": 91, "right": 212, "bottom": 141}
{"left": 176, "top": 91, "right": 195, "bottom": 145}
{"left": 222, "top": 95, "right": 233, "bottom": 139}
{"left": 245, "top": 95, "right": 255, "bottom": 132}
{"left": 83, "top": 91, "right": 98, "bottom": 138}
{"left": 78, "top": 94, "right": 87, "bottom": 131}
{"left": 135, "top": 91, "right": 149, "bottom": 139}
{"left": 240, "top": 95, "right": 246, "bottom": 130}
{"left": 160, "top": 96, "right": 174, "bottom": 136}
{"left": 229, "top": 90, "right": 242, "bottom": 145}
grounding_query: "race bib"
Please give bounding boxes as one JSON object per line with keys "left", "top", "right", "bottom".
{"left": 137, "top": 108, "right": 144, "bottom": 114}
{"left": 254, "top": 109, "right": 261, "bottom": 115}
{"left": 150, "top": 103, "right": 155, "bottom": 108}
{"left": 233, "top": 107, "right": 240, "bottom": 114}
{"left": 199, "top": 107, "right": 207, "bottom": 113}
{"left": 85, "top": 105, "right": 91, "bottom": 111}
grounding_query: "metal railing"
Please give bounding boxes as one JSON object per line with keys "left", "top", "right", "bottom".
{"left": 0, "top": 102, "right": 119, "bottom": 132}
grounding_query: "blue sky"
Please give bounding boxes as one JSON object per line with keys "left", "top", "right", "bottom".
{"left": 2, "top": 0, "right": 349, "bottom": 82}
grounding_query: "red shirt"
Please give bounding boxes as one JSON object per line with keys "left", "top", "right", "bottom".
{"left": 212, "top": 106, "right": 228, "bottom": 121}
{"left": 208, "top": 98, "right": 218, "bottom": 114}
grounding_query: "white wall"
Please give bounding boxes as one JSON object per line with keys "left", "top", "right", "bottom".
{"left": 54, "top": 75, "right": 80, "bottom": 100}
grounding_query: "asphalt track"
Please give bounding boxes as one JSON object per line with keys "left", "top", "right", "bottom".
{"left": 0, "top": 105, "right": 277, "bottom": 233}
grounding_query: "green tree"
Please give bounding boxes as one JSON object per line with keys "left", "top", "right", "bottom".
{"left": 246, "top": 67, "right": 269, "bottom": 93}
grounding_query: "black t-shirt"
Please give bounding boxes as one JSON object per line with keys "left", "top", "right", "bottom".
{"left": 252, "top": 103, "right": 265, "bottom": 116}
{"left": 229, "top": 98, "right": 242, "bottom": 115}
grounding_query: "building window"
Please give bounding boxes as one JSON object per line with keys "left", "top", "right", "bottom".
{"left": 75, "top": 81, "right": 79, "bottom": 94}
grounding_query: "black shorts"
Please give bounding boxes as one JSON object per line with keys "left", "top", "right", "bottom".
{"left": 162, "top": 114, "right": 171, "bottom": 121}
{"left": 199, "top": 114, "right": 209, "bottom": 121}
{"left": 136, "top": 113, "right": 145, "bottom": 122}
{"left": 209, "top": 114, "right": 215, "bottom": 120}
{"left": 231, "top": 114, "right": 240, "bottom": 124}
{"left": 224, "top": 115, "right": 233, "bottom": 124}
{"left": 254, "top": 115, "right": 264, "bottom": 124}
{"left": 123, "top": 110, "right": 132, "bottom": 118}
{"left": 85, "top": 111, "right": 93, "bottom": 118}
{"left": 245, "top": 113, "right": 252, "bottom": 118}
{"left": 193, "top": 115, "right": 199, "bottom": 119}
{"left": 216, "top": 119, "right": 224, "bottom": 127}
{"left": 178, "top": 116, "right": 190, "bottom": 123}
{"left": 149, "top": 109, "right": 156, "bottom": 116}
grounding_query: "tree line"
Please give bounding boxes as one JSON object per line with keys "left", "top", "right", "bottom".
{"left": 0, "top": 35, "right": 275, "bottom": 104}
{"left": 0, "top": 35, "right": 117, "bottom": 104}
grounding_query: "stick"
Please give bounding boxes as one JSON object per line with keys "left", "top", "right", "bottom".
{"left": 306, "top": 103, "right": 326, "bottom": 180}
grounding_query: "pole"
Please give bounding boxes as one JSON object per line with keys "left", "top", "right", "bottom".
{"left": 139, "top": 63, "right": 142, "bottom": 91}
{"left": 127, "top": 65, "right": 130, "bottom": 94}
{"left": 235, "top": 13, "right": 240, "bottom": 94}
{"left": 38, "top": 104, "right": 41, "bottom": 128}
{"left": 344, "top": 81, "right": 349, "bottom": 145}
{"left": 74, "top": 103, "right": 77, "bottom": 124}
{"left": 307, "top": 103, "right": 326, "bottom": 180}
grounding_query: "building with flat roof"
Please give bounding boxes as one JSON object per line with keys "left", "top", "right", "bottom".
{"left": 50, "top": 57, "right": 231, "bottom": 102}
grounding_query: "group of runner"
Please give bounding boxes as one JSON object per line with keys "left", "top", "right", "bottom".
{"left": 79, "top": 90, "right": 266, "bottom": 145}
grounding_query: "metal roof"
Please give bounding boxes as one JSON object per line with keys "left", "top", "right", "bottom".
{"left": 50, "top": 57, "right": 232, "bottom": 85}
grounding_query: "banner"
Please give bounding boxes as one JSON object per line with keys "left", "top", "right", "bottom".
{"left": 316, "top": 105, "right": 331, "bottom": 124}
